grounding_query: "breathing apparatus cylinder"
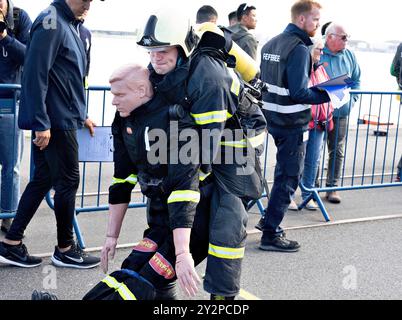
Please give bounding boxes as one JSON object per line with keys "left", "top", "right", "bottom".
{"left": 195, "top": 22, "right": 260, "bottom": 83}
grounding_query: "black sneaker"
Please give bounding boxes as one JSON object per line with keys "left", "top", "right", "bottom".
{"left": 259, "top": 234, "right": 300, "bottom": 252}
{"left": 31, "top": 290, "right": 58, "bottom": 300}
{"left": 51, "top": 243, "right": 100, "bottom": 269}
{"left": 0, "top": 242, "right": 42, "bottom": 268}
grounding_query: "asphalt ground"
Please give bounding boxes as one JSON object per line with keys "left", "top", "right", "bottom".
{"left": 0, "top": 130, "right": 402, "bottom": 301}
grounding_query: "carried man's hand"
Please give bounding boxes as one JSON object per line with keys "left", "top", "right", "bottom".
{"left": 33, "top": 130, "right": 51, "bottom": 150}
{"left": 84, "top": 118, "right": 97, "bottom": 137}
{"left": 101, "top": 236, "right": 118, "bottom": 274}
{"left": 175, "top": 252, "right": 201, "bottom": 297}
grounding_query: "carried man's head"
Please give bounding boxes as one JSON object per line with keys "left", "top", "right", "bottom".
{"left": 109, "top": 64, "right": 153, "bottom": 118}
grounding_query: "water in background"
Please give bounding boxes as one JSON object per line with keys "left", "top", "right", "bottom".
{"left": 87, "top": 35, "right": 401, "bottom": 128}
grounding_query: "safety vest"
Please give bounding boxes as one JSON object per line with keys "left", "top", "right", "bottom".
{"left": 260, "top": 32, "right": 312, "bottom": 128}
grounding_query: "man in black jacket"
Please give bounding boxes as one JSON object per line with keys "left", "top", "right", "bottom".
{"left": 258, "top": 0, "right": 330, "bottom": 252}
{"left": 0, "top": 0, "right": 104, "bottom": 269}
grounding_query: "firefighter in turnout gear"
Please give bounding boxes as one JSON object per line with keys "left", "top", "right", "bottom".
{"left": 137, "top": 9, "right": 267, "bottom": 300}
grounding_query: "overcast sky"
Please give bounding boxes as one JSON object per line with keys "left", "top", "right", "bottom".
{"left": 12, "top": 0, "right": 401, "bottom": 42}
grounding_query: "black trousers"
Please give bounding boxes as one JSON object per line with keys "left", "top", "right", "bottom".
{"left": 6, "top": 130, "right": 80, "bottom": 248}
{"left": 263, "top": 126, "right": 306, "bottom": 239}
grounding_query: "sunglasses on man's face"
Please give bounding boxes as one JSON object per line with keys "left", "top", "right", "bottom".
{"left": 331, "top": 33, "right": 350, "bottom": 41}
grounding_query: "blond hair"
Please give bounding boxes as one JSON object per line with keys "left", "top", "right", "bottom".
{"left": 109, "top": 64, "right": 153, "bottom": 97}
{"left": 291, "top": 0, "right": 322, "bottom": 22}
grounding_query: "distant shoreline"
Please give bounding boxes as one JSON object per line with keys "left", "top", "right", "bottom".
{"left": 91, "top": 30, "right": 399, "bottom": 54}
{"left": 91, "top": 30, "right": 138, "bottom": 38}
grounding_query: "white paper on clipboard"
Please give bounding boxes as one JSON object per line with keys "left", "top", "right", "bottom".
{"left": 77, "top": 126, "right": 114, "bottom": 162}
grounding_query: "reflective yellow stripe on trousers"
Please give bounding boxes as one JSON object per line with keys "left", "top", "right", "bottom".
{"left": 208, "top": 243, "right": 245, "bottom": 259}
{"left": 101, "top": 275, "right": 137, "bottom": 300}
{"left": 112, "top": 174, "right": 138, "bottom": 185}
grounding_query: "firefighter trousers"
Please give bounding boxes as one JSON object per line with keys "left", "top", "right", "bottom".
{"left": 203, "top": 159, "right": 251, "bottom": 297}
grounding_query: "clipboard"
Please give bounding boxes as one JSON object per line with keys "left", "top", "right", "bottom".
{"left": 312, "top": 73, "right": 354, "bottom": 89}
{"left": 77, "top": 126, "right": 114, "bottom": 162}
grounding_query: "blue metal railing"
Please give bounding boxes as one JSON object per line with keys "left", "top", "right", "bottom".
{"left": 297, "top": 90, "right": 402, "bottom": 221}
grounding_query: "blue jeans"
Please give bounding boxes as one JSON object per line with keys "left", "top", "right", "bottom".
{"left": 0, "top": 113, "right": 23, "bottom": 213}
{"left": 262, "top": 126, "right": 306, "bottom": 239}
{"left": 301, "top": 129, "right": 325, "bottom": 201}
{"left": 326, "top": 117, "right": 348, "bottom": 187}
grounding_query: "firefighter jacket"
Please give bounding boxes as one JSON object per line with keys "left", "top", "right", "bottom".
{"left": 109, "top": 93, "right": 201, "bottom": 230}
{"left": 260, "top": 23, "right": 330, "bottom": 129}
{"left": 149, "top": 48, "right": 267, "bottom": 171}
